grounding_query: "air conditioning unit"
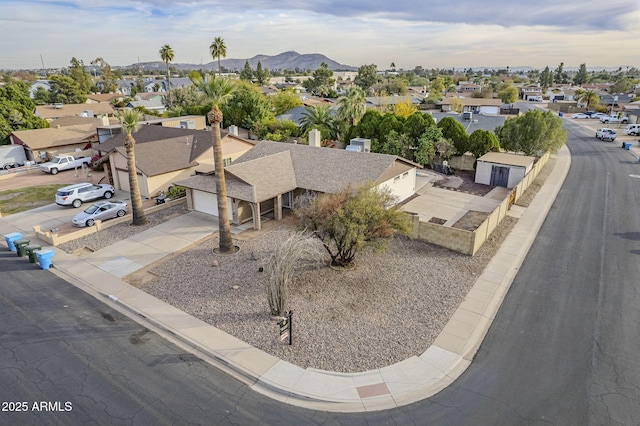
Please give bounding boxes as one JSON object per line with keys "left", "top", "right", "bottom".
{"left": 349, "top": 138, "right": 371, "bottom": 153}
{"left": 345, "top": 145, "right": 362, "bottom": 152}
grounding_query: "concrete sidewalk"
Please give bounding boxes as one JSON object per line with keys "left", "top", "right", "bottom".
{"left": 0, "top": 145, "right": 576, "bottom": 412}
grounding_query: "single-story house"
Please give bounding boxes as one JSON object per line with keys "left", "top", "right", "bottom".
{"left": 175, "top": 140, "right": 420, "bottom": 230}
{"left": 9, "top": 121, "right": 100, "bottom": 161}
{"left": 475, "top": 152, "right": 536, "bottom": 188}
{"left": 96, "top": 125, "right": 255, "bottom": 198}
{"left": 438, "top": 97, "right": 503, "bottom": 115}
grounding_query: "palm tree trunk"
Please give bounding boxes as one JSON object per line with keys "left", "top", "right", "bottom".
{"left": 217, "top": 57, "right": 221, "bottom": 78}
{"left": 125, "top": 137, "right": 148, "bottom": 226}
{"left": 166, "top": 62, "right": 171, "bottom": 107}
{"left": 209, "top": 106, "right": 234, "bottom": 252}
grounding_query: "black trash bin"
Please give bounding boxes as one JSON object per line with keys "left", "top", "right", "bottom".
{"left": 15, "top": 239, "right": 31, "bottom": 257}
{"left": 26, "top": 245, "right": 42, "bottom": 263}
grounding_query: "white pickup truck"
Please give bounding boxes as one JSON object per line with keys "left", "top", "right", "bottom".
{"left": 40, "top": 155, "right": 92, "bottom": 175}
{"left": 599, "top": 115, "right": 629, "bottom": 124}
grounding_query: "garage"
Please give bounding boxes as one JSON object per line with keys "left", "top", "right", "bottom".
{"left": 479, "top": 106, "right": 500, "bottom": 115}
{"left": 192, "top": 190, "right": 233, "bottom": 218}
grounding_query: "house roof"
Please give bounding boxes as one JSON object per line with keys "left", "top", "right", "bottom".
{"left": 114, "top": 135, "right": 198, "bottom": 177}
{"left": 176, "top": 141, "right": 418, "bottom": 203}
{"left": 10, "top": 123, "right": 97, "bottom": 150}
{"left": 477, "top": 152, "right": 535, "bottom": 167}
{"left": 86, "top": 93, "right": 121, "bottom": 103}
{"left": 35, "top": 103, "right": 115, "bottom": 119}
{"left": 438, "top": 97, "right": 502, "bottom": 106}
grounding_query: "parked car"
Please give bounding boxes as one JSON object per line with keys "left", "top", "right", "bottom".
{"left": 571, "top": 113, "right": 590, "bottom": 119}
{"left": 591, "top": 113, "right": 608, "bottom": 120}
{"left": 583, "top": 111, "right": 596, "bottom": 117}
{"left": 624, "top": 124, "right": 640, "bottom": 136}
{"left": 599, "top": 115, "right": 629, "bottom": 124}
{"left": 56, "top": 183, "right": 115, "bottom": 208}
{"left": 596, "top": 128, "right": 617, "bottom": 141}
{"left": 72, "top": 201, "right": 129, "bottom": 227}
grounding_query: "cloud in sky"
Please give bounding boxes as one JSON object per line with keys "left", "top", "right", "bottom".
{"left": 3, "top": 0, "right": 638, "bottom": 70}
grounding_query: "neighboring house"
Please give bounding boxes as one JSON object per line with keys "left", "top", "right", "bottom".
{"left": 126, "top": 96, "right": 166, "bottom": 114}
{"left": 96, "top": 125, "right": 255, "bottom": 198}
{"left": 96, "top": 115, "right": 209, "bottom": 144}
{"left": 29, "top": 80, "right": 50, "bottom": 98}
{"left": 438, "top": 97, "right": 502, "bottom": 115}
{"left": 518, "top": 85, "right": 543, "bottom": 101}
{"left": 35, "top": 103, "right": 116, "bottom": 121}
{"left": 9, "top": 123, "right": 98, "bottom": 161}
{"left": 176, "top": 140, "right": 419, "bottom": 231}
{"left": 365, "top": 95, "right": 421, "bottom": 109}
{"left": 86, "top": 93, "right": 122, "bottom": 104}
{"left": 475, "top": 152, "right": 535, "bottom": 189}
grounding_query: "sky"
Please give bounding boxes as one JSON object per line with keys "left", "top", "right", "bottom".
{"left": 2, "top": 0, "right": 639, "bottom": 71}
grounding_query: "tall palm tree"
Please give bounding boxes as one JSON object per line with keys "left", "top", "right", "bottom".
{"left": 209, "top": 37, "right": 227, "bottom": 78}
{"left": 159, "top": 44, "right": 174, "bottom": 106}
{"left": 337, "top": 86, "right": 366, "bottom": 127}
{"left": 195, "top": 75, "right": 237, "bottom": 253}
{"left": 117, "top": 109, "right": 148, "bottom": 226}
{"left": 577, "top": 89, "right": 600, "bottom": 109}
{"left": 300, "top": 104, "right": 335, "bottom": 138}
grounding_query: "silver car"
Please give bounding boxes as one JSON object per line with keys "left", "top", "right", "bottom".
{"left": 72, "top": 201, "right": 129, "bottom": 227}
{"left": 56, "top": 183, "right": 115, "bottom": 208}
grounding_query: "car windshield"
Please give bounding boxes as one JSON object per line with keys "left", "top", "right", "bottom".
{"left": 84, "top": 205, "right": 100, "bottom": 214}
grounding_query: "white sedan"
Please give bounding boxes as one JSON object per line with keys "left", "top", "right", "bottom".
{"left": 571, "top": 113, "right": 590, "bottom": 119}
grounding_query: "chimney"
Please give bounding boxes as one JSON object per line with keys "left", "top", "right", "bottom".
{"left": 228, "top": 125, "right": 238, "bottom": 136}
{"left": 309, "top": 129, "right": 322, "bottom": 147}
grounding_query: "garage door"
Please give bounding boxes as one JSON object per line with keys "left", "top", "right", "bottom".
{"left": 193, "top": 190, "right": 218, "bottom": 216}
{"left": 479, "top": 106, "right": 500, "bottom": 115}
{"left": 117, "top": 170, "right": 130, "bottom": 192}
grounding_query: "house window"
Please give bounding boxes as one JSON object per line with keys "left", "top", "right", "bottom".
{"left": 394, "top": 176, "right": 400, "bottom": 183}
{"left": 223, "top": 157, "right": 232, "bottom": 167}
{"left": 402, "top": 171, "right": 409, "bottom": 178}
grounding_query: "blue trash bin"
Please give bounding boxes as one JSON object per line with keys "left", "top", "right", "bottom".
{"left": 36, "top": 249, "right": 54, "bottom": 270}
{"left": 4, "top": 232, "right": 22, "bottom": 251}
{"left": 624, "top": 142, "right": 631, "bottom": 150}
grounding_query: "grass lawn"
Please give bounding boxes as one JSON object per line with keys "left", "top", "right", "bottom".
{"left": 0, "top": 184, "right": 71, "bottom": 215}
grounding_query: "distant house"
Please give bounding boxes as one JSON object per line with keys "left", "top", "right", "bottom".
{"left": 438, "top": 97, "right": 502, "bottom": 115}
{"left": 475, "top": 152, "right": 535, "bottom": 188}
{"left": 35, "top": 103, "right": 116, "bottom": 121}
{"left": 86, "top": 93, "right": 122, "bottom": 104}
{"left": 96, "top": 125, "right": 254, "bottom": 198}
{"left": 29, "top": 80, "right": 50, "bottom": 99}
{"left": 365, "top": 95, "right": 421, "bottom": 109}
{"left": 126, "top": 95, "right": 165, "bottom": 114}
{"left": 176, "top": 140, "right": 419, "bottom": 230}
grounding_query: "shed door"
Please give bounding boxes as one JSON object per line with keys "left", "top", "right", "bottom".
{"left": 490, "top": 165, "right": 510, "bottom": 187}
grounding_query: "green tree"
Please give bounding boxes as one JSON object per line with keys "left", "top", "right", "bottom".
{"left": 221, "top": 80, "right": 273, "bottom": 130}
{"left": 296, "top": 183, "right": 411, "bottom": 268}
{"left": 299, "top": 104, "right": 335, "bottom": 140}
{"left": 437, "top": 116, "right": 469, "bottom": 154}
{"left": 240, "top": 60, "right": 253, "bottom": 81}
{"left": 553, "top": 62, "right": 568, "bottom": 84}
{"left": 414, "top": 127, "right": 441, "bottom": 166}
{"left": 402, "top": 111, "right": 429, "bottom": 142}
{"left": 468, "top": 129, "right": 500, "bottom": 160}
{"left": 611, "top": 77, "right": 632, "bottom": 94}
{"left": 195, "top": 75, "right": 237, "bottom": 253}
{"left": 253, "top": 118, "right": 299, "bottom": 141}
{"left": 495, "top": 109, "right": 566, "bottom": 156}
{"left": 159, "top": 44, "right": 175, "bottom": 106}
{"left": 209, "top": 36, "right": 227, "bottom": 78}
{"left": 117, "top": 109, "right": 148, "bottom": 226}
{"left": 68, "top": 57, "right": 92, "bottom": 94}
{"left": 254, "top": 61, "right": 270, "bottom": 86}
{"left": 32, "top": 87, "right": 50, "bottom": 105}
{"left": 354, "top": 64, "right": 379, "bottom": 94}
{"left": 48, "top": 74, "right": 86, "bottom": 104}
{"left": 271, "top": 88, "right": 302, "bottom": 116}
{"left": 577, "top": 89, "right": 600, "bottom": 109}
{"left": 540, "top": 66, "right": 552, "bottom": 89}
{"left": 498, "top": 85, "right": 518, "bottom": 105}
{"left": 428, "top": 77, "right": 445, "bottom": 102}
{"left": 378, "top": 113, "right": 404, "bottom": 148}
{"left": 337, "top": 86, "right": 366, "bottom": 127}
{"left": 574, "top": 63, "right": 589, "bottom": 85}
{"left": 351, "top": 109, "right": 383, "bottom": 151}
{"left": 303, "top": 62, "right": 336, "bottom": 97}
{"left": 0, "top": 80, "right": 49, "bottom": 143}
{"left": 91, "top": 57, "right": 117, "bottom": 93}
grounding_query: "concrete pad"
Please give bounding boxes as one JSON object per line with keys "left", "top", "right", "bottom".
{"left": 291, "top": 370, "right": 360, "bottom": 401}
{"left": 433, "top": 331, "right": 466, "bottom": 354}
{"left": 419, "top": 345, "right": 462, "bottom": 373}
{"left": 380, "top": 356, "right": 445, "bottom": 395}
{"left": 259, "top": 360, "right": 306, "bottom": 390}
{"left": 98, "top": 256, "right": 142, "bottom": 278}
{"left": 440, "top": 317, "right": 475, "bottom": 340}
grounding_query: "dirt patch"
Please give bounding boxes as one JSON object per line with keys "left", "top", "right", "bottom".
{"left": 429, "top": 217, "right": 447, "bottom": 225}
{"left": 452, "top": 210, "right": 489, "bottom": 231}
{"left": 433, "top": 169, "right": 494, "bottom": 196}
{"left": 71, "top": 247, "right": 94, "bottom": 256}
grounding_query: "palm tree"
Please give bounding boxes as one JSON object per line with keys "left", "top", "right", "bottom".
{"left": 577, "top": 89, "right": 600, "bottom": 109}
{"left": 117, "top": 109, "right": 148, "bottom": 226}
{"left": 194, "top": 75, "right": 237, "bottom": 253}
{"left": 209, "top": 37, "right": 227, "bottom": 78}
{"left": 300, "top": 104, "right": 335, "bottom": 138}
{"left": 337, "top": 86, "right": 366, "bottom": 129}
{"left": 159, "top": 44, "right": 174, "bottom": 106}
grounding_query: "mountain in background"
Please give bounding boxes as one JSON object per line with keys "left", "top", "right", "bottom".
{"left": 134, "top": 51, "right": 357, "bottom": 73}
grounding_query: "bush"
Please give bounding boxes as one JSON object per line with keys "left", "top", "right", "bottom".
{"left": 166, "top": 185, "right": 186, "bottom": 199}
